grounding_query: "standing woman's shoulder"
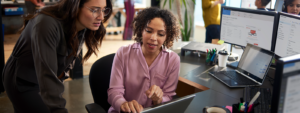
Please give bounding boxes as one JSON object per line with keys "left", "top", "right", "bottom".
{"left": 31, "top": 14, "right": 63, "bottom": 29}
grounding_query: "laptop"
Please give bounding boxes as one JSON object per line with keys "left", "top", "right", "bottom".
{"left": 208, "top": 43, "right": 274, "bottom": 87}
{"left": 142, "top": 94, "right": 195, "bottom": 113}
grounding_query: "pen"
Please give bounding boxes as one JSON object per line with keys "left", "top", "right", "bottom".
{"left": 238, "top": 103, "right": 243, "bottom": 111}
{"left": 244, "top": 102, "right": 248, "bottom": 113}
{"left": 211, "top": 51, "right": 216, "bottom": 61}
{"left": 247, "top": 104, "right": 253, "bottom": 113}
{"left": 248, "top": 92, "right": 260, "bottom": 107}
{"left": 240, "top": 102, "right": 245, "bottom": 112}
{"left": 206, "top": 50, "right": 212, "bottom": 63}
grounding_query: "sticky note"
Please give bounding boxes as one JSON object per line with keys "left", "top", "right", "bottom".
{"left": 218, "top": 40, "right": 225, "bottom": 45}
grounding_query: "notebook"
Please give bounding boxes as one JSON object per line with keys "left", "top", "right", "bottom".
{"left": 208, "top": 43, "right": 274, "bottom": 87}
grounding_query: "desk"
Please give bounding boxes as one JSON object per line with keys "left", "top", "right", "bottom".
{"left": 178, "top": 49, "right": 274, "bottom": 113}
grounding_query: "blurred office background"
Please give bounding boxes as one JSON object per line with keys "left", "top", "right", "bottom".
{"left": 0, "top": 0, "right": 280, "bottom": 112}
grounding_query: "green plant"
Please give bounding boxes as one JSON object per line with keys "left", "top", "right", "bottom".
{"left": 161, "top": 0, "right": 195, "bottom": 41}
{"left": 180, "top": 9, "right": 193, "bottom": 41}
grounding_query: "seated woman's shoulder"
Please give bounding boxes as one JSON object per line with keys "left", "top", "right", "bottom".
{"left": 119, "top": 43, "right": 139, "bottom": 50}
{"left": 163, "top": 49, "right": 180, "bottom": 61}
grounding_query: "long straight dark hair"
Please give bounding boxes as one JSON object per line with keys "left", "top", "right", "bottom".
{"left": 19, "top": 0, "right": 112, "bottom": 61}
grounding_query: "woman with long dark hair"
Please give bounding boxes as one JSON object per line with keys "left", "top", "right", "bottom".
{"left": 2, "top": 0, "right": 112, "bottom": 112}
{"left": 283, "top": 0, "right": 300, "bottom": 15}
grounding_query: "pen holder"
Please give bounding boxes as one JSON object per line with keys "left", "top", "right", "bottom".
{"left": 232, "top": 103, "right": 254, "bottom": 113}
{"left": 205, "top": 53, "right": 217, "bottom": 66}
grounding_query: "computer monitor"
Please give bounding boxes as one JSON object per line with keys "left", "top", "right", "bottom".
{"left": 271, "top": 54, "right": 300, "bottom": 113}
{"left": 220, "top": 6, "right": 278, "bottom": 51}
{"left": 274, "top": 12, "right": 300, "bottom": 57}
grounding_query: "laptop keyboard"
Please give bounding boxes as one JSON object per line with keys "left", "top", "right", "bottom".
{"left": 248, "top": 87, "right": 271, "bottom": 113}
{"left": 212, "top": 71, "right": 256, "bottom": 85}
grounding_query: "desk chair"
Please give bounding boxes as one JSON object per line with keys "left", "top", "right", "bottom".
{"left": 85, "top": 53, "right": 115, "bottom": 113}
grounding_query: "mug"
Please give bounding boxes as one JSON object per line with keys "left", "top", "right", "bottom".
{"left": 203, "top": 106, "right": 231, "bottom": 113}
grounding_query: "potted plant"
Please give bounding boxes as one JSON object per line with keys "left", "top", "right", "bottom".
{"left": 161, "top": 0, "right": 195, "bottom": 49}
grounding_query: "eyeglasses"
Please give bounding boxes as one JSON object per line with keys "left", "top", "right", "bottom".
{"left": 85, "top": 6, "right": 111, "bottom": 17}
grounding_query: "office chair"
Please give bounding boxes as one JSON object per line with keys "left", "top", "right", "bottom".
{"left": 85, "top": 53, "right": 115, "bottom": 113}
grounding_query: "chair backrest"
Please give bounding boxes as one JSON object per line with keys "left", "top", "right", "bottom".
{"left": 89, "top": 53, "right": 115, "bottom": 112}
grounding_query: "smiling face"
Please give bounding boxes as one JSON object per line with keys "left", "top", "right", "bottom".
{"left": 287, "top": 0, "right": 300, "bottom": 15}
{"left": 141, "top": 18, "right": 167, "bottom": 55}
{"left": 76, "top": 0, "right": 106, "bottom": 31}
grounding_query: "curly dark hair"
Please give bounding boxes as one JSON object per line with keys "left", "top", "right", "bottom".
{"left": 133, "top": 7, "right": 180, "bottom": 48}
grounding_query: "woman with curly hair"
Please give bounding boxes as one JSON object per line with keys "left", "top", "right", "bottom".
{"left": 283, "top": 0, "right": 300, "bottom": 15}
{"left": 107, "top": 7, "right": 181, "bottom": 113}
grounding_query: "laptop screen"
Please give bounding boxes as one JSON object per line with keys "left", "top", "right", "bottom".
{"left": 238, "top": 44, "right": 273, "bottom": 79}
{"left": 237, "top": 44, "right": 274, "bottom": 83}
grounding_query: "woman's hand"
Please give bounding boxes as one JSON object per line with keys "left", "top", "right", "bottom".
{"left": 121, "top": 100, "right": 143, "bottom": 113}
{"left": 145, "top": 85, "right": 163, "bottom": 105}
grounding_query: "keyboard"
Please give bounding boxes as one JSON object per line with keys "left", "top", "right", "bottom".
{"left": 212, "top": 71, "right": 256, "bottom": 85}
{"left": 246, "top": 87, "right": 272, "bottom": 113}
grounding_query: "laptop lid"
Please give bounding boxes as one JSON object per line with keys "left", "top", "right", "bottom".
{"left": 142, "top": 94, "right": 195, "bottom": 113}
{"left": 236, "top": 43, "right": 275, "bottom": 84}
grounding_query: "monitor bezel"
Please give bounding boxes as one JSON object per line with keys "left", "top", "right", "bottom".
{"left": 220, "top": 6, "right": 279, "bottom": 52}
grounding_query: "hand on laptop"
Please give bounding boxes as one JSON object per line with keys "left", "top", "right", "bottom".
{"left": 145, "top": 85, "right": 163, "bottom": 105}
{"left": 121, "top": 100, "right": 143, "bottom": 113}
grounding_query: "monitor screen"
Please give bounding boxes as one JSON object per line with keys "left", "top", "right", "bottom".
{"left": 271, "top": 54, "right": 300, "bottom": 113}
{"left": 277, "top": 62, "right": 300, "bottom": 113}
{"left": 274, "top": 13, "right": 300, "bottom": 57}
{"left": 220, "top": 7, "right": 276, "bottom": 51}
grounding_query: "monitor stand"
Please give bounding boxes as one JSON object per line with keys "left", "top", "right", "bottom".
{"left": 227, "top": 45, "right": 240, "bottom": 69}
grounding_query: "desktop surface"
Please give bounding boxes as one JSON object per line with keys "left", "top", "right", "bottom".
{"left": 178, "top": 51, "right": 274, "bottom": 113}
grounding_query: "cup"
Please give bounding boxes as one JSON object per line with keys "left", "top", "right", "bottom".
{"left": 218, "top": 50, "right": 229, "bottom": 67}
{"left": 203, "top": 106, "right": 231, "bottom": 113}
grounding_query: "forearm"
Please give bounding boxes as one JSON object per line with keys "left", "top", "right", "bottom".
{"left": 108, "top": 90, "right": 127, "bottom": 112}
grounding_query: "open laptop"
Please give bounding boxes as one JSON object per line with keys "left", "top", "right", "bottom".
{"left": 208, "top": 43, "right": 274, "bottom": 87}
{"left": 142, "top": 94, "right": 195, "bottom": 113}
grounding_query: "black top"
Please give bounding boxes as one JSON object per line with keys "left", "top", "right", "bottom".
{"left": 3, "top": 14, "right": 86, "bottom": 113}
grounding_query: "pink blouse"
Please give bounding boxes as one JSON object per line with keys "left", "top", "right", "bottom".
{"left": 107, "top": 43, "right": 180, "bottom": 113}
